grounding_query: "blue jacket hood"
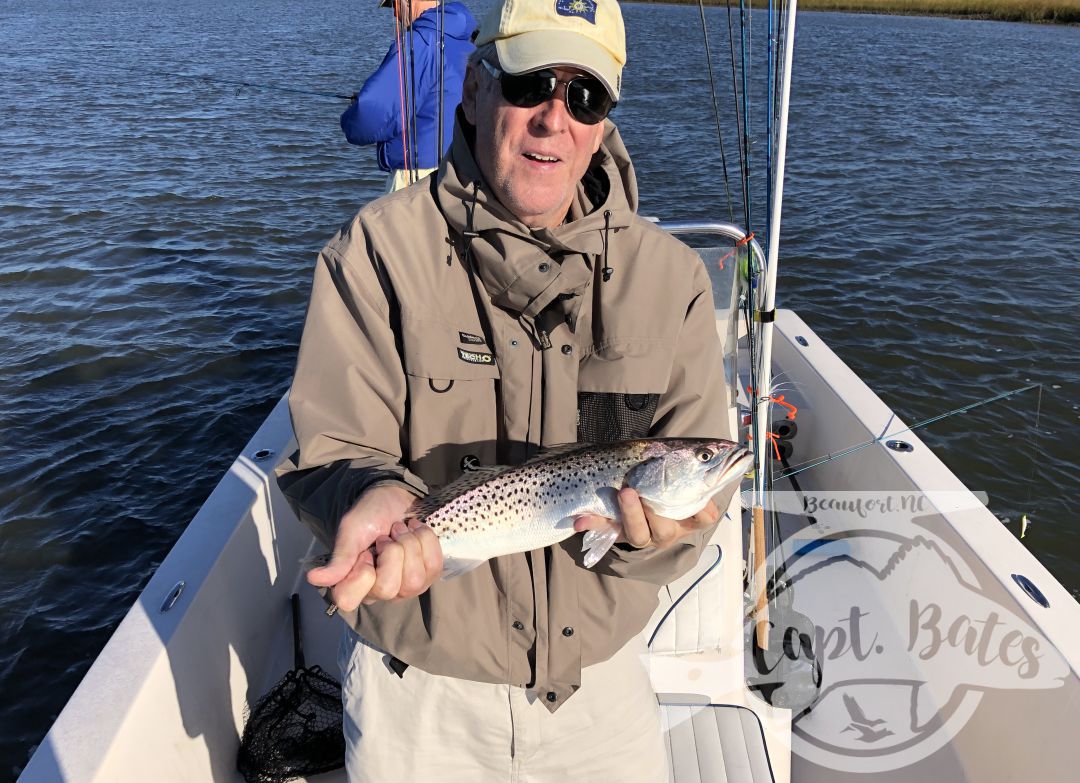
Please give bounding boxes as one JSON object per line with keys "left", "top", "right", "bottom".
{"left": 412, "top": 2, "right": 476, "bottom": 42}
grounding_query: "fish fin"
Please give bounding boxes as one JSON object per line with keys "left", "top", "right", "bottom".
{"left": 520, "top": 442, "right": 591, "bottom": 465}
{"left": 581, "top": 525, "right": 620, "bottom": 568}
{"left": 411, "top": 466, "right": 512, "bottom": 517}
{"left": 441, "top": 556, "right": 488, "bottom": 580}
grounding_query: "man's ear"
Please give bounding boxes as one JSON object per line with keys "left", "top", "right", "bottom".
{"left": 589, "top": 121, "right": 605, "bottom": 154}
{"left": 461, "top": 65, "right": 479, "bottom": 125}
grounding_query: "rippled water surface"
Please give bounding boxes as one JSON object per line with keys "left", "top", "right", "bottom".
{"left": 1, "top": 0, "right": 1077, "bottom": 776}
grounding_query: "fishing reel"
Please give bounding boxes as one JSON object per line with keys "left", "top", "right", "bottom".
{"left": 742, "top": 389, "right": 799, "bottom": 463}
{"left": 745, "top": 588, "right": 823, "bottom": 720}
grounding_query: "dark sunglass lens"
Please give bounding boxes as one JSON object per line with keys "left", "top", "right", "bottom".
{"left": 567, "top": 78, "right": 613, "bottom": 125}
{"left": 500, "top": 71, "right": 557, "bottom": 108}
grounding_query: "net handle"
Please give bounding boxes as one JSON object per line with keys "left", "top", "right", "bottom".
{"left": 291, "top": 592, "right": 305, "bottom": 670}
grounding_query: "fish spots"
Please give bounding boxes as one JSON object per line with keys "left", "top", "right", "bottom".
{"left": 419, "top": 439, "right": 747, "bottom": 563}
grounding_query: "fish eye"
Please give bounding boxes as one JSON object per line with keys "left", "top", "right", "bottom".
{"left": 695, "top": 447, "right": 715, "bottom": 462}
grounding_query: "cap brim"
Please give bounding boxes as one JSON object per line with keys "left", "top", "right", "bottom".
{"left": 495, "top": 30, "right": 620, "bottom": 101}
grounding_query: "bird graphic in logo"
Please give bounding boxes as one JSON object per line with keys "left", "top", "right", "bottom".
{"left": 839, "top": 694, "right": 894, "bottom": 743}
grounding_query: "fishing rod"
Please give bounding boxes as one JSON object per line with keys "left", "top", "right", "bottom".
{"left": 407, "top": 0, "right": 420, "bottom": 185}
{"left": 697, "top": 0, "right": 736, "bottom": 222}
{"left": 776, "top": 383, "right": 1043, "bottom": 481}
{"left": 745, "top": 0, "right": 797, "bottom": 653}
{"left": 92, "top": 61, "right": 353, "bottom": 100}
{"left": 724, "top": 1, "right": 748, "bottom": 224}
{"left": 437, "top": 0, "right": 446, "bottom": 165}
{"left": 393, "top": 6, "right": 413, "bottom": 178}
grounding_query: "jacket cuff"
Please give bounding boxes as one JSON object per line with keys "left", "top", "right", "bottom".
{"left": 276, "top": 457, "right": 429, "bottom": 549}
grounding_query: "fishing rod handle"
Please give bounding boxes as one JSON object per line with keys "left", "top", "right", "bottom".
{"left": 291, "top": 592, "right": 305, "bottom": 670}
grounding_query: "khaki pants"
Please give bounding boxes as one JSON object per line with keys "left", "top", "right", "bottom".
{"left": 338, "top": 628, "right": 667, "bottom": 783}
{"left": 384, "top": 167, "right": 437, "bottom": 193}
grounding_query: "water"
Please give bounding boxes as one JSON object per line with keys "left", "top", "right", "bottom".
{"left": 1, "top": 0, "right": 1077, "bottom": 776}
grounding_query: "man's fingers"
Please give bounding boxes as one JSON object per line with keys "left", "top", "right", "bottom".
{"left": 367, "top": 536, "right": 405, "bottom": 601}
{"left": 654, "top": 499, "right": 723, "bottom": 550}
{"left": 409, "top": 520, "right": 444, "bottom": 580}
{"left": 391, "top": 523, "right": 428, "bottom": 597}
{"left": 307, "top": 547, "right": 360, "bottom": 587}
{"left": 573, "top": 514, "right": 612, "bottom": 534}
{"left": 329, "top": 552, "right": 377, "bottom": 612}
{"left": 649, "top": 513, "right": 680, "bottom": 547}
{"left": 307, "top": 508, "right": 389, "bottom": 587}
{"left": 618, "top": 487, "right": 652, "bottom": 548}
{"left": 694, "top": 500, "right": 721, "bottom": 527}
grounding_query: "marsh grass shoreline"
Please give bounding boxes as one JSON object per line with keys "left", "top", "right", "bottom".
{"left": 633, "top": 0, "right": 1080, "bottom": 25}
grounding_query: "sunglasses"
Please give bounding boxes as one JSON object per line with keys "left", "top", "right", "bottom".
{"left": 480, "top": 60, "right": 615, "bottom": 126}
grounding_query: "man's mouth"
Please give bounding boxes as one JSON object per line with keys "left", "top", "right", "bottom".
{"left": 523, "top": 152, "right": 560, "bottom": 163}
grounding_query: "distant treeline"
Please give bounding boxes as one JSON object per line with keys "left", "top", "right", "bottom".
{"left": 633, "top": 0, "right": 1080, "bottom": 25}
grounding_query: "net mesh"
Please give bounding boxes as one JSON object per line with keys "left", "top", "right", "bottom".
{"left": 237, "top": 594, "right": 345, "bottom": 783}
{"left": 237, "top": 663, "right": 344, "bottom": 783}
{"left": 577, "top": 391, "right": 659, "bottom": 443}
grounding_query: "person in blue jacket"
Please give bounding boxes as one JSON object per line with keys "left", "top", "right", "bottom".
{"left": 341, "top": 0, "right": 476, "bottom": 191}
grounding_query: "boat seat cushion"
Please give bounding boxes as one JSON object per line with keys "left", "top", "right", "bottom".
{"left": 645, "top": 544, "right": 726, "bottom": 654}
{"left": 661, "top": 701, "right": 775, "bottom": 783}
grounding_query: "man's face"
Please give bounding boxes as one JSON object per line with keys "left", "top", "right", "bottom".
{"left": 462, "top": 63, "right": 606, "bottom": 229}
{"left": 393, "top": 0, "right": 429, "bottom": 24}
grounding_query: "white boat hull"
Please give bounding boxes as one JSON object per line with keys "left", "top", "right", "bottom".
{"left": 19, "top": 310, "right": 1079, "bottom": 782}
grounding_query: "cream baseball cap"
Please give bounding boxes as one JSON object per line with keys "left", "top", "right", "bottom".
{"left": 474, "top": 0, "right": 626, "bottom": 101}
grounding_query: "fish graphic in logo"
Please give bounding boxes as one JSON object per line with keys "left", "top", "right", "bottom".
{"left": 555, "top": 0, "right": 596, "bottom": 24}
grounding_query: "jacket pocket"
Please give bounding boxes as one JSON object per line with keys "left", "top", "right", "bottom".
{"left": 577, "top": 338, "right": 671, "bottom": 443}
{"left": 400, "top": 316, "right": 501, "bottom": 385}
{"left": 399, "top": 316, "right": 500, "bottom": 486}
{"left": 577, "top": 391, "right": 659, "bottom": 443}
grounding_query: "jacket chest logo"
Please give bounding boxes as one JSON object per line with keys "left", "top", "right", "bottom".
{"left": 458, "top": 331, "right": 486, "bottom": 345}
{"left": 457, "top": 347, "right": 496, "bottom": 365}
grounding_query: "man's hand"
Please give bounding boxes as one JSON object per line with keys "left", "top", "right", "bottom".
{"left": 306, "top": 484, "right": 444, "bottom": 612}
{"left": 573, "top": 487, "right": 721, "bottom": 550}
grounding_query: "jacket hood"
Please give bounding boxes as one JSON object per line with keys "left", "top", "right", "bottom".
{"left": 413, "top": 2, "right": 477, "bottom": 42}
{"left": 435, "top": 112, "right": 639, "bottom": 326}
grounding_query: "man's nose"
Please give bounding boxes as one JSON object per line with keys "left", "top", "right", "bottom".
{"left": 531, "top": 84, "right": 571, "bottom": 132}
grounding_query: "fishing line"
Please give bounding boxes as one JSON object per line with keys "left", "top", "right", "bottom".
{"left": 394, "top": 6, "right": 412, "bottom": 175}
{"left": 400, "top": 4, "right": 416, "bottom": 182}
{"left": 1021, "top": 383, "right": 1044, "bottom": 536}
{"left": 725, "top": 0, "right": 749, "bottom": 225}
{"left": 775, "top": 383, "right": 1043, "bottom": 481}
{"left": 766, "top": 0, "right": 774, "bottom": 248}
{"left": 697, "top": 0, "right": 736, "bottom": 222}
{"left": 739, "top": 0, "right": 753, "bottom": 233}
{"left": 407, "top": 0, "right": 420, "bottom": 183}
{"left": 90, "top": 61, "right": 353, "bottom": 100}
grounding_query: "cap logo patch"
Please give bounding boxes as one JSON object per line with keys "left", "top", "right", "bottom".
{"left": 555, "top": 0, "right": 596, "bottom": 24}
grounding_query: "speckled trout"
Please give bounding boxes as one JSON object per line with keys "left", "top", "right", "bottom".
{"left": 412, "top": 438, "right": 752, "bottom": 577}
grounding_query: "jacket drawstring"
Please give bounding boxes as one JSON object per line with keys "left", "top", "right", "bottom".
{"left": 457, "top": 181, "right": 500, "bottom": 358}
{"left": 462, "top": 181, "right": 481, "bottom": 252}
{"left": 600, "top": 209, "right": 614, "bottom": 282}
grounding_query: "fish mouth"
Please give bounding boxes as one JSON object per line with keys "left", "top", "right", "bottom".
{"left": 705, "top": 446, "right": 754, "bottom": 488}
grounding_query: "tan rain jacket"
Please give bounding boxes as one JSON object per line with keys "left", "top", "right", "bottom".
{"left": 278, "top": 116, "right": 735, "bottom": 710}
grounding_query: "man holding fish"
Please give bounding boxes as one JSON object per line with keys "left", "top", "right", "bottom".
{"left": 279, "top": 0, "right": 746, "bottom": 779}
